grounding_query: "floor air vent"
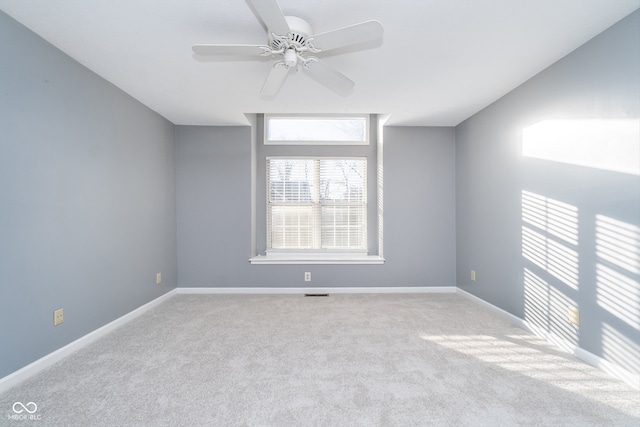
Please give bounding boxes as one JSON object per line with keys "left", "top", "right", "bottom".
{"left": 304, "top": 293, "right": 329, "bottom": 297}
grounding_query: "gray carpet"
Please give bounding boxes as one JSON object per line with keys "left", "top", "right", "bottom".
{"left": 1, "top": 293, "right": 639, "bottom": 426}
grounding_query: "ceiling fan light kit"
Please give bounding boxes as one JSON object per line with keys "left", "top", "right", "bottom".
{"left": 192, "top": 0, "right": 383, "bottom": 97}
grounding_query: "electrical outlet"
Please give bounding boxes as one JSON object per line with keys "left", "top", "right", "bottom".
{"left": 304, "top": 272, "right": 311, "bottom": 282}
{"left": 470, "top": 270, "right": 476, "bottom": 281}
{"left": 53, "top": 308, "right": 64, "bottom": 326}
{"left": 156, "top": 272, "right": 162, "bottom": 285}
{"left": 568, "top": 307, "right": 580, "bottom": 326}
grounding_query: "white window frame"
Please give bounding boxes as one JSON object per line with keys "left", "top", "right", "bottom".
{"left": 249, "top": 113, "right": 385, "bottom": 265}
{"left": 264, "top": 114, "right": 370, "bottom": 145}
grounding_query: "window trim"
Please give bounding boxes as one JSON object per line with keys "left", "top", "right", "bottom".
{"left": 264, "top": 114, "right": 370, "bottom": 145}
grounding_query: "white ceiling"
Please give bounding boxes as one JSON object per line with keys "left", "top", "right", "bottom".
{"left": 1, "top": 0, "right": 638, "bottom": 126}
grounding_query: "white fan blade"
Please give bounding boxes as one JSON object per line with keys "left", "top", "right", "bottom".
{"left": 192, "top": 44, "right": 264, "bottom": 56}
{"left": 249, "top": 0, "right": 290, "bottom": 35}
{"left": 304, "top": 59, "right": 354, "bottom": 95}
{"left": 311, "top": 20, "right": 383, "bottom": 53}
{"left": 261, "top": 64, "right": 290, "bottom": 96}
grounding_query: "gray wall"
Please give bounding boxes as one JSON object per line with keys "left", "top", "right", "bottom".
{"left": 0, "top": 12, "right": 177, "bottom": 379}
{"left": 456, "top": 11, "right": 639, "bottom": 376}
{"left": 176, "top": 125, "right": 456, "bottom": 288}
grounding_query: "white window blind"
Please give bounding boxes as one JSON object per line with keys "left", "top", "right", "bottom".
{"left": 267, "top": 158, "right": 367, "bottom": 251}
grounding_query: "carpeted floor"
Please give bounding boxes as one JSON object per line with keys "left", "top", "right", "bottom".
{"left": 1, "top": 293, "right": 639, "bottom": 426}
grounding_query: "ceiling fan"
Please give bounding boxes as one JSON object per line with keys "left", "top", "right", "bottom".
{"left": 192, "top": 0, "right": 383, "bottom": 96}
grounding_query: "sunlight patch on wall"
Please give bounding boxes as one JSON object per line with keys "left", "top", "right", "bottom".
{"left": 522, "top": 119, "right": 640, "bottom": 175}
{"left": 522, "top": 228, "right": 580, "bottom": 290}
{"left": 597, "top": 264, "right": 640, "bottom": 330}
{"left": 522, "top": 191, "right": 579, "bottom": 290}
{"left": 523, "top": 268, "right": 579, "bottom": 345}
{"left": 596, "top": 215, "right": 640, "bottom": 275}
{"left": 522, "top": 191, "right": 579, "bottom": 245}
{"left": 601, "top": 322, "right": 640, "bottom": 376}
{"left": 595, "top": 214, "right": 640, "bottom": 342}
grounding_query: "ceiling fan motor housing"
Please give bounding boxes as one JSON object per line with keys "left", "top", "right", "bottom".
{"left": 269, "top": 16, "right": 313, "bottom": 50}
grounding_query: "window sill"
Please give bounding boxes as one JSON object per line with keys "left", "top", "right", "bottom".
{"left": 249, "top": 253, "right": 385, "bottom": 265}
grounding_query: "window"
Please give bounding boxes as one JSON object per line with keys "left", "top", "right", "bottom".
{"left": 267, "top": 158, "right": 367, "bottom": 252}
{"left": 265, "top": 115, "right": 369, "bottom": 145}
{"left": 249, "top": 113, "right": 384, "bottom": 265}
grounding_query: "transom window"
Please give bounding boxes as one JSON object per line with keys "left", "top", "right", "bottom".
{"left": 265, "top": 115, "right": 369, "bottom": 145}
{"left": 267, "top": 158, "right": 367, "bottom": 252}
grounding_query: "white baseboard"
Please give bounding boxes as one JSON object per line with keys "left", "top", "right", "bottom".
{"left": 176, "top": 286, "right": 457, "bottom": 294}
{"left": 456, "top": 288, "right": 530, "bottom": 329}
{"left": 0, "top": 290, "right": 177, "bottom": 394}
{"left": 456, "top": 288, "right": 640, "bottom": 390}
